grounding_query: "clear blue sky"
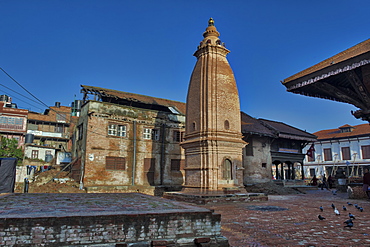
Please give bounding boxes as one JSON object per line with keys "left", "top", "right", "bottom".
{"left": 1, "top": 0, "right": 369, "bottom": 133}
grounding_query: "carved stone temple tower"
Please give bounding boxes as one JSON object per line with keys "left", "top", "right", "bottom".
{"left": 181, "top": 18, "right": 246, "bottom": 193}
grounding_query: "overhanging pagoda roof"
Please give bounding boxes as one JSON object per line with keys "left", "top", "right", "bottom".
{"left": 281, "top": 39, "right": 370, "bottom": 121}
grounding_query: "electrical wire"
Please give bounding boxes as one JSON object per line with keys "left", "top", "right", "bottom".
{"left": 0, "top": 67, "right": 50, "bottom": 109}
{"left": 0, "top": 83, "right": 46, "bottom": 108}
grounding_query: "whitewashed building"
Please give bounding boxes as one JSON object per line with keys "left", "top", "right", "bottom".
{"left": 303, "top": 124, "right": 370, "bottom": 180}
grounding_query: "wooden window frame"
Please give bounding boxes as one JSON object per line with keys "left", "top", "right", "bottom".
{"left": 341, "top": 147, "right": 351, "bottom": 160}
{"left": 173, "top": 130, "right": 184, "bottom": 142}
{"left": 31, "top": 150, "right": 39, "bottom": 159}
{"left": 361, "top": 145, "right": 370, "bottom": 159}
{"left": 105, "top": 156, "right": 126, "bottom": 170}
{"left": 323, "top": 148, "right": 332, "bottom": 161}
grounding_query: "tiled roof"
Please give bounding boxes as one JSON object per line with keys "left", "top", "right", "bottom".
{"left": 81, "top": 85, "right": 186, "bottom": 115}
{"left": 241, "top": 112, "right": 275, "bottom": 137}
{"left": 259, "top": 118, "right": 317, "bottom": 141}
{"left": 283, "top": 38, "right": 370, "bottom": 84}
{"left": 314, "top": 123, "right": 370, "bottom": 140}
{"left": 241, "top": 112, "right": 316, "bottom": 141}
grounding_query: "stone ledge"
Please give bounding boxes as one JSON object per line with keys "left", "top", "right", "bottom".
{"left": 163, "top": 192, "right": 268, "bottom": 205}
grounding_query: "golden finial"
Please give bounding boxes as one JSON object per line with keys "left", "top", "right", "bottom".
{"left": 208, "top": 18, "right": 214, "bottom": 26}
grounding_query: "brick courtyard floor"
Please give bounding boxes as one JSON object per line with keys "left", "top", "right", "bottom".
{"left": 202, "top": 189, "right": 370, "bottom": 247}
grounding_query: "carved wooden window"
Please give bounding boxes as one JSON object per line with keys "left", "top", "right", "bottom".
{"left": 106, "top": 156, "right": 126, "bottom": 170}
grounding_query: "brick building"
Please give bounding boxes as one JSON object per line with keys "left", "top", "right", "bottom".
{"left": 25, "top": 102, "right": 77, "bottom": 166}
{"left": 0, "top": 95, "right": 28, "bottom": 147}
{"left": 72, "top": 85, "right": 186, "bottom": 194}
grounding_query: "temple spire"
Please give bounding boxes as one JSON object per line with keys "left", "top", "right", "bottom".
{"left": 208, "top": 17, "right": 214, "bottom": 26}
{"left": 182, "top": 19, "right": 246, "bottom": 192}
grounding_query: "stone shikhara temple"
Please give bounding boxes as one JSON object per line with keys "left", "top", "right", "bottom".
{"left": 181, "top": 18, "right": 246, "bottom": 193}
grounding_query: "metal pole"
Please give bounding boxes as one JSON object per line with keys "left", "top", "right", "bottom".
{"left": 132, "top": 120, "right": 137, "bottom": 186}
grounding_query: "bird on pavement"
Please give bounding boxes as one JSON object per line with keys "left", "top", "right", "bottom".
{"left": 332, "top": 190, "right": 337, "bottom": 195}
{"left": 344, "top": 221, "right": 354, "bottom": 229}
{"left": 344, "top": 218, "right": 353, "bottom": 224}
{"left": 318, "top": 215, "right": 326, "bottom": 220}
{"left": 347, "top": 202, "right": 353, "bottom": 206}
{"left": 354, "top": 204, "right": 358, "bottom": 208}
{"left": 359, "top": 207, "right": 363, "bottom": 212}
{"left": 331, "top": 203, "right": 335, "bottom": 209}
{"left": 343, "top": 206, "right": 347, "bottom": 211}
{"left": 334, "top": 208, "right": 340, "bottom": 215}
{"left": 349, "top": 213, "right": 356, "bottom": 219}
{"left": 320, "top": 206, "right": 323, "bottom": 212}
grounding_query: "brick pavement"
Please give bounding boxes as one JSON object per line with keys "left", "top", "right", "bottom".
{"left": 202, "top": 189, "right": 370, "bottom": 247}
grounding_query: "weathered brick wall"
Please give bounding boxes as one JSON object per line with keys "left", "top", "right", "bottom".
{"left": 0, "top": 211, "right": 227, "bottom": 246}
{"left": 73, "top": 101, "right": 186, "bottom": 193}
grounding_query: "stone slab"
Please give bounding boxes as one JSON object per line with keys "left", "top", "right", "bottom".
{"left": 163, "top": 191, "right": 268, "bottom": 205}
{"left": 0, "top": 193, "right": 229, "bottom": 246}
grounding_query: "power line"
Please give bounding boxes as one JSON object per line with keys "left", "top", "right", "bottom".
{"left": 0, "top": 83, "right": 46, "bottom": 107}
{"left": 0, "top": 67, "right": 73, "bottom": 119}
{"left": 0, "top": 67, "right": 50, "bottom": 109}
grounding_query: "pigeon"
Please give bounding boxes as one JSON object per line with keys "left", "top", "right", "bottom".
{"left": 349, "top": 213, "right": 356, "bottom": 219}
{"left": 332, "top": 190, "right": 337, "bottom": 195}
{"left": 343, "top": 206, "right": 347, "bottom": 211}
{"left": 320, "top": 206, "right": 324, "bottom": 212}
{"left": 331, "top": 203, "right": 335, "bottom": 209}
{"left": 334, "top": 208, "right": 340, "bottom": 215}
{"left": 347, "top": 202, "right": 353, "bottom": 206}
{"left": 344, "top": 221, "right": 354, "bottom": 229}
{"left": 359, "top": 207, "right": 363, "bottom": 212}
{"left": 344, "top": 218, "right": 353, "bottom": 224}
{"left": 354, "top": 204, "right": 358, "bottom": 209}
{"left": 318, "top": 215, "right": 326, "bottom": 220}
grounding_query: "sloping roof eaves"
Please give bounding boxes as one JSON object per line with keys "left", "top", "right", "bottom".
{"left": 81, "top": 85, "right": 186, "bottom": 115}
{"left": 258, "top": 118, "right": 317, "bottom": 141}
{"left": 283, "top": 38, "right": 370, "bottom": 84}
{"left": 240, "top": 112, "right": 276, "bottom": 138}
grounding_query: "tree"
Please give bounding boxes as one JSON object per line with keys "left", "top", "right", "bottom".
{"left": 0, "top": 135, "right": 24, "bottom": 161}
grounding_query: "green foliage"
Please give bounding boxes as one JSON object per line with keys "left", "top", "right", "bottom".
{"left": 0, "top": 136, "right": 24, "bottom": 161}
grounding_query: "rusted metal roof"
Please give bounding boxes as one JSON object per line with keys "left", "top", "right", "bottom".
{"left": 81, "top": 85, "right": 186, "bottom": 115}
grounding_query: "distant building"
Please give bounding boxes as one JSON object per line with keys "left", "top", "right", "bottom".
{"left": 303, "top": 123, "right": 370, "bottom": 179}
{"left": 0, "top": 96, "right": 28, "bottom": 147}
{"left": 241, "top": 112, "right": 317, "bottom": 184}
{"left": 72, "top": 85, "right": 186, "bottom": 194}
{"left": 25, "top": 102, "right": 76, "bottom": 166}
